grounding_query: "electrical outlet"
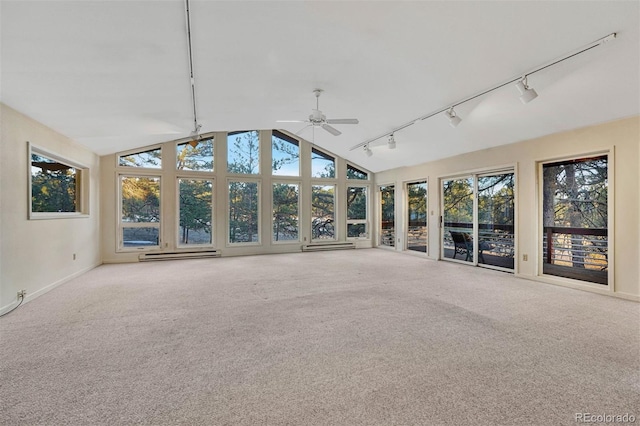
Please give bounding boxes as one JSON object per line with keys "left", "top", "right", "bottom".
{"left": 522, "top": 254, "right": 528, "bottom": 261}
{"left": 17, "top": 290, "right": 26, "bottom": 298}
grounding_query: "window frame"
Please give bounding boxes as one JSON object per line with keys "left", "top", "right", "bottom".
{"left": 311, "top": 147, "right": 336, "bottom": 179}
{"left": 227, "top": 178, "right": 262, "bottom": 246}
{"left": 346, "top": 163, "right": 369, "bottom": 180}
{"left": 271, "top": 181, "right": 301, "bottom": 244}
{"left": 176, "top": 136, "right": 215, "bottom": 173}
{"left": 271, "top": 130, "right": 300, "bottom": 177}
{"left": 346, "top": 184, "right": 370, "bottom": 240}
{"left": 117, "top": 173, "right": 162, "bottom": 252}
{"left": 537, "top": 150, "right": 613, "bottom": 289}
{"left": 28, "top": 142, "right": 90, "bottom": 220}
{"left": 227, "top": 130, "right": 261, "bottom": 176}
{"left": 176, "top": 177, "right": 215, "bottom": 248}
{"left": 311, "top": 183, "right": 337, "bottom": 242}
{"left": 116, "top": 144, "right": 163, "bottom": 170}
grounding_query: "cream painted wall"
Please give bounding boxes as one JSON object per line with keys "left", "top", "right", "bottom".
{"left": 100, "top": 130, "right": 373, "bottom": 263}
{"left": 0, "top": 104, "right": 102, "bottom": 312}
{"left": 374, "top": 116, "right": 640, "bottom": 300}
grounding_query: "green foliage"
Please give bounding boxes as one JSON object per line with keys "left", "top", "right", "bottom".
{"left": 228, "top": 131, "right": 260, "bottom": 174}
{"left": 380, "top": 185, "right": 395, "bottom": 223}
{"left": 229, "top": 181, "right": 259, "bottom": 243}
{"left": 272, "top": 183, "right": 299, "bottom": 241}
{"left": 407, "top": 182, "right": 427, "bottom": 224}
{"left": 31, "top": 157, "right": 77, "bottom": 213}
{"left": 347, "top": 187, "right": 367, "bottom": 220}
{"left": 311, "top": 185, "right": 335, "bottom": 239}
{"left": 179, "top": 179, "right": 212, "bottom": 244}
{"left": 119, "top": 148, "right": 162, "bottom": 168}
{"left": 478, "top": 174, "right": 514, "bottom": 226}
{"left": 443, "top": 178, "right": 473, "bottom": 224}
{"left": 347, "top": 164, "right": 368, "bottom": 180}
{"left": 544, "top": 157, "right": 607, "bottom": 228}
{"left": 121, "top": 177, "right": 160, "bottom": 222}
{"left": 272, "top": 135, "right": 299, "bottom": 176}
{"left": 177, "top": 139, "right": 214, "bottom": 171}
{"left": 311, "top": 148, "right": 335, "bottom": 178}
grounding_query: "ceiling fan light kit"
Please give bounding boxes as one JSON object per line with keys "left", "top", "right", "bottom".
{"left": 351, "top": 32, "right": 617, "bottom": 155}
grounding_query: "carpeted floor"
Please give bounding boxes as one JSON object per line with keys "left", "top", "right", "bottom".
{"left": 1, "top": 249, "right": 639, "bottom": 425}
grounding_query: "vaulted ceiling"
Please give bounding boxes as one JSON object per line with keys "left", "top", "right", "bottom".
{"left": 2, "top": 1, "right": 638, "bottom": 172}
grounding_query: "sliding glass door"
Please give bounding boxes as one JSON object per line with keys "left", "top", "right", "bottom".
{"left": 406, "top": 181, "right": 427, "bottom": 253}
{"left": 442, "top": 177, "right": 474, "bottom": 263}
{"left": 442, "top": 171, "right": 515, "bottom": 271}
{"left": 477, "top": 173, "right": 515, "bottom": 269}
{"left": 379, "top": 185, "right": 395, "bottom": 247}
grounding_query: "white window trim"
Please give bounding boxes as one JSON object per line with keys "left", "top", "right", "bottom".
{"left": 28, "top": 142, "right": 90, "bottom": 220}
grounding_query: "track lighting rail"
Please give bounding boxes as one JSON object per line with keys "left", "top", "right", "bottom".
{"left": 350, "top": 32, "right": 617, "bottom": 153}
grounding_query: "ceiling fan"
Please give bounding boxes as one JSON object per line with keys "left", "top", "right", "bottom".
{"left": 277, "top": 89, "right": 359, "bottom": 136}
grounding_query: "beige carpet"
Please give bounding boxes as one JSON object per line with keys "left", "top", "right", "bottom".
{"left": 1, "top": 249, "right": 639, "bottom": 425}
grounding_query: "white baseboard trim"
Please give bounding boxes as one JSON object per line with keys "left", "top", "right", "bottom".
{"left": 0, "top": 262, "right": 102, "bottom": 315}
{"left": 515, "top": 273, "right": 639, "bottom": 302}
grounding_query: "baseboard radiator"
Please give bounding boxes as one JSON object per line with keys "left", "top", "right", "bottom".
{"left": 138, "top": 250, "right": 221, "bottom": 262}
{"left": 302, "top": 242, "right": 356, "bottom": 252}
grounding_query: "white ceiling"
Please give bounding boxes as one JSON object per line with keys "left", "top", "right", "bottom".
{"left": 2, "top": 1, "right": 639, "bottom": 173}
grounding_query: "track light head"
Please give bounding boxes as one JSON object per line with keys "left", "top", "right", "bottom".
{"left": 515, "top": 77, "right": 538, "bottom": 104}
{"left": 446, "top": 108, "right": 462, "bottom": 128}
{"left": 364, "top": 145, "right": 373, "bottom": 157}
{"left": 388, "top": 134, "right": 396, "bottom": 149}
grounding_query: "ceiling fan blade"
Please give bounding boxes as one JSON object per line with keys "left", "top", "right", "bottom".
{"left": 322, "top": 124, "right": 342, "bottom": 136}
{"left": 295, "top": 124, "right": 312, "bottom": 136}
{"left": 326, "top": 118, "right": 359, "bottom": 125}
{"left": 277, "top": 120, "right": 307, "bottom": 123}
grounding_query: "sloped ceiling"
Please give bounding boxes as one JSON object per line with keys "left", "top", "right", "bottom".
{"left": 1, "top": 1, "right": 638, "bottom": 172}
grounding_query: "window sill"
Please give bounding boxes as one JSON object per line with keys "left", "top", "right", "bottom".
{"left": 29, "top": 212, "right": 90, "bottom": 220}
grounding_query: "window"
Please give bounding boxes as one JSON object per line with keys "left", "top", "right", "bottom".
{"left": 542, "top": 155, "right": 608, "bottom": 284}
{"left": 272, "top": 183, "right": 299, "bottom": 242}
{"left": 272, "top": 131, "right": 299, "bottom": 176}
{"left": 380, "top": 185, "right": 395, "bottom": 247}
{"left": 311, "top": 148, "right": 335, "bottom": 178}
{"left": 178, "top": 179, "right": 213, "bottom": 246}
{"left": 120, "top": 176, "right": 160, "bottom": 249}
{"left": 347, "top": 164, "right": 368, "bottom": 180}
{"left": 119, "top": 147, "right": 162, "bottom": 169}
{"left": 228, "top": 180, "right": 260, "bottom": 244}
{"left": 311, "top": 185, "right": 335, "bottom": 240}
{"left": 228, "top": 131, "right": 260, "bottom": 174}
{"left": 29, "top": 146, "right": 87, "bottom": 218}
{"left": 177, "top": 138, "right": 214, "bottom": 171}
{"left": 347, "top": 186, "right": 368, "bottom": 238}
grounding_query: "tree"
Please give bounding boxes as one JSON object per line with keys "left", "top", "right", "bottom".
{"left": 31, "top": 162, "right": 77, "bottom": 213}
{"left": 311, "top": 186, "right": 335, "bottom": 239}
{"left": 272, "top": 184, "right": 299, "bottom": 241}
{"left": 228, "top": 131, "right": 260, "bottom": 174}
{"left": 272, "top": 135, "right": 299, "bottom": 175}
{"left": 179, "top": 180, "right": 212, "bottom": 244}
{"left": 177, "top": 139, "right": 214, "bottom": 171}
